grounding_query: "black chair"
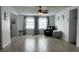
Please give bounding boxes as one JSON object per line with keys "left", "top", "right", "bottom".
{"left": 44, "top": 25, "right": 56, "bottom": 36}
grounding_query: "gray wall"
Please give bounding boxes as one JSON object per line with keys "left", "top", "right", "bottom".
{"left": 18, "top": 15, "right": 24, "bottom": 31}
{"left": 49, "top": 16, "right": 55, "bottom": 26}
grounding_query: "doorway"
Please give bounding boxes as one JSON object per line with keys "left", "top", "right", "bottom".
{"left": 10, "top": 14, "right": 17, "bottom": 39}
{"left": 69, "top": 8, "right": 77, "bottom": 45}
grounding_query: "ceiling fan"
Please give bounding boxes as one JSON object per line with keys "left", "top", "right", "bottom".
{"left": 38, "top": 6, "right": 48, "bottom": 14}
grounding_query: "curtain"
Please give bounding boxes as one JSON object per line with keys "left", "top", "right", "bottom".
{"left": 34, "top": 16, "right": 39, "bottom": 35}
{"left": 23, "top": 16, "right": 26, "bottom": 35}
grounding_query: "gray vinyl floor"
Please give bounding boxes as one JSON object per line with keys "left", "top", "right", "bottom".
{"left": 0, "top": 35, "right": 79, "bottom": 52}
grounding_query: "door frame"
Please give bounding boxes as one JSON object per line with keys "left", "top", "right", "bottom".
{"left": 69, "top": 8, "right": 78, "bottom": 45}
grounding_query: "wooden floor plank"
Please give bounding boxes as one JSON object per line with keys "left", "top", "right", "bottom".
{"left": 0, "top": 35, "right": 79, "bottom": 52}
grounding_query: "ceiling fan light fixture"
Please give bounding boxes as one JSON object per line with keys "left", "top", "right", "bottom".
{"left": 37, "top": 6, "right": 48, "bottom": 16}
{"left": 38, "top": 12, "right": 43, "bottom": 16}
{"left": 38, "top": 9, "right": 42, "bottom": 13}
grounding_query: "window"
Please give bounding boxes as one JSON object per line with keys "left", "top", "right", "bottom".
{"left": 26, "top": 17, "right": 35, "bottom": 29}
{"left": 38, "top": 17, "right": 47, "bottom": 29}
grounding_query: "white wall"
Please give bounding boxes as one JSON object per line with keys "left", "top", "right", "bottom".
{"left": 76, "top": 7, "right": 79, "bottom": 47}
{"left": 0, "top": 7, "right": 2, "bottom": 48}
{"left": 55, "top": 7, "right": 69, "bottom": 41}
{"left": 1, "top": 6, "right": 18, "bottom": 48}
{"left": 55, "top": 6, "right": 78, "bottom": 43}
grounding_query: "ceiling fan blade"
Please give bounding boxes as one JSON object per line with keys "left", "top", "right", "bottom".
{"left": 44, "top": 10, "right": 48, "bottom": 11}
{"left": 42, "top": 10, "right": 48, "bottom": 14}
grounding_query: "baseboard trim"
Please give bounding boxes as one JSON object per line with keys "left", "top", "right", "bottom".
{"left": 2, "top": 41, "right": 11, "bottom": 48}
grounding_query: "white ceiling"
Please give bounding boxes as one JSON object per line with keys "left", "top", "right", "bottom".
{"left": 11, "top": 6, "right": 69, "bottom": 16}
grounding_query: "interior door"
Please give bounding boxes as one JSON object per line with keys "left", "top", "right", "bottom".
{"left": 69, "top": 9, "right": 77, "bottom": 43}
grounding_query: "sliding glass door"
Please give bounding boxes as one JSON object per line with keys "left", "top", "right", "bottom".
{"left": 25, "top": 16, "right": 48, "bottom": 35}
{"left": 26, "top": 16, "right": 35, "bottom": 35}
{"left": 38, "top": 17, "right": 47, "bottom": 29}
{"left": 38, "top": 17, "right": 48, "bottom": 34}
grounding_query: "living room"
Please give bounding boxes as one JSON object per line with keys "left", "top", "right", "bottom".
{"left": 0, "top": 6, "right": 79, "bottom": 52}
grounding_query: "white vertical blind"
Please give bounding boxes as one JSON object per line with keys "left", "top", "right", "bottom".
{"left": 38, "top": 17, "right": 47, "bottom": 29}
{"left": 26, "top": 17, "right": 35, "bottom": 29}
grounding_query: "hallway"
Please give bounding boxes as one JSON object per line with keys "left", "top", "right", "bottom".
{"left": 0, "top": 35, "right": 79, "bottom": 52}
